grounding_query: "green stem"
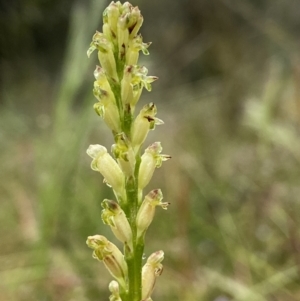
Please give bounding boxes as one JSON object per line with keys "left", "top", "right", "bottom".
{"left": 125, "top": 234, "right": 144, "bottom": 301}
{"left": 114, "top": 49, "right": 143, "bottom": 301}
{"left": 122, "top": 158, "right": 144, "bottom": 301}
{"left": 135, "top": 241, "right": 145, "bottom": 298}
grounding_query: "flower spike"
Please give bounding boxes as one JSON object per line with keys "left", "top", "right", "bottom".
{"left": 86, "top": 2, "right": 169, "bottom": 300}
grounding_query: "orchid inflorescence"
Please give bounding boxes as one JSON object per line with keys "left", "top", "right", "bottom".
{"left": 85, "top": 2, "right": 170, "bottom": 301}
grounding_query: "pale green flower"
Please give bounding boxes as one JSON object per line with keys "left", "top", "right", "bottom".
{"left": 138, "top": 142, "right": 171, "bottom": 191}
{"left": 136, "top": 189, "right": 169, "bottom": 239}
{"left": 131, "top": 103, "right": 164, "bottom": 151}
{"left": 142, "top": 250, "right": 164, "bottom": 300}
{"left": 108, "top": 280, "right": 122, "bottom": 301}
{"left": 86, "top": 145, "right": 125, "bottom": 198}
{"left": 111, "top": 133, "right": 136, "bottom": 176}
{"left": 101, "top": 199, "right": 133, "bottom": 251}
{"left": 86, "top": 235, "right": 128, "bottom": 289}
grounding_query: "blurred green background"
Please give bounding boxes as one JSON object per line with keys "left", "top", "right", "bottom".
{"left": 1, "top": 0, "right": 300, "bottom": 300}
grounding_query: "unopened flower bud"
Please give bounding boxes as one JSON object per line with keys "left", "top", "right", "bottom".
{"left": 86, "top": 235, "right": 128, "bottom": 289}
{"left": 123, "top": 2, "right": 132, "bottom": 11}
{"left": 138, "top": 142, "right": 171, "bottom": 190}
{"left": 131, "top": 103, "right": 164, "bottom": 151}
{"left": 94, "top": 101, "right": 120, "bottom": 133}
{"left": 121, "top": 65, "right": 134, "bottom": 106}
{"left": 109, "top": 280, "right": 119, "bottom": 295}
{"left": 94, "top": 66, "right": 115, "bottom": 99}
{"left": 102, "top": 3, "right": 120, "bottom": 43}
{"left": 117, "top": 14, "right": 129, "bottom": 59}
{"left": 87, "top": 145, "right": 125, "bottom": 198}
{"left": 109, "top": 280, "right": 122, "bottom": 301}
{"left": 104, "top": 2, "right": 120, "bottom": 37}
{"left": 103, "top": 23, "right": 114, "bottom": 43}
{"left": 93, "top": 70, "right": 120, "bottom": 132}
{"left": 88, "top": 31, "right": 118, "bottom": 82}
{"left": 101, "top": 199, "right": 133, "bottom": 251}
{"left": 128, "top": 6, "right": 143, "bottom": 39}
{"left": 142, "top": 250, "right": 164, "bottom": 300}
{"left": 136, "top": 189, "right": 169, "bottom": 238}
{"left": 112, "top": 133, "right": 136, "bottom": 176}
{"left": 98, "top": 53, "right": 118, "bottom": 83}
{"left": 93, "top": 81, "right": 114, "bottom": 105}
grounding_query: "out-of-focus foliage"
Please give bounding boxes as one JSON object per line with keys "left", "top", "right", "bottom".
{"left": 1, "top": 0, "right": 300, "bottom": 300}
